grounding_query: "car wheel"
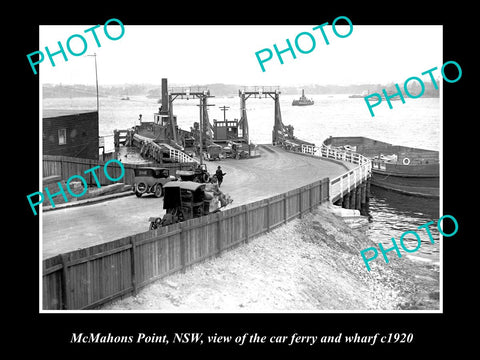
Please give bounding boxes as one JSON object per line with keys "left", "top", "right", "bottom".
{"left": 154, "top": 184, "right": 163, "bottom": 198}
{"left": 136, "top": 182, "right": 147, "bottom": 195}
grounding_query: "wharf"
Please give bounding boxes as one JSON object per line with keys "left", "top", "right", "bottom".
{"left": 42, "top": 145, "right": 358, "bottom": 259}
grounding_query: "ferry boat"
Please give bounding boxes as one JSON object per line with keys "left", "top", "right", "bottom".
{"left": 292, "top": 89, "right": 314, "bottom": 106}
{"left": 323, "top": 136, "right": 439, "bottom": 198}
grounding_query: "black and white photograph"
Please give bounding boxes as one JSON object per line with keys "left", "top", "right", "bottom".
{"left": 39, "top": 23, "right": 444, "bottom": 313}
{"left": 16, "top": 6, "right": 471, "bottom": 355}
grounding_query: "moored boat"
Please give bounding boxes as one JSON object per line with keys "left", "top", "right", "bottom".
{"left": 323, "top": 136, "right": 439, "bottom": 198}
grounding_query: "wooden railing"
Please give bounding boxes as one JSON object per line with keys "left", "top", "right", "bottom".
{"left": 301, "top": 143, "right": 372, "bottom": 203}
{"left": 132, "top": 134, "right": 199, "bottom": 164}
{"left": 161, "top": 143, "right": 199, "bottom": 164}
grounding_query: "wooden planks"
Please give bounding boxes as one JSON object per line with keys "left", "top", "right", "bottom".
{"left": 42, "top": 177, "right": 330, "bottom": 310}
{"left": 42, "top": 155, "right": 196, "bottom": 187}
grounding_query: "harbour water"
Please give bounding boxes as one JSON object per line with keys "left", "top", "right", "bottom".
{"left": 42, "top": 93, "right": 441, "bottom": 263}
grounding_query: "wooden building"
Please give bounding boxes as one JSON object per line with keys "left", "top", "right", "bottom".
{"left": 43, "top": 109, "right": 99, "bottom": 160}
{"left": 213, "top": 119, "right": 245, "bottom": 143}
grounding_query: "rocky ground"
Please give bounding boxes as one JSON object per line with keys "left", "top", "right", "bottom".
{"left": 102, "top": 204, "right": 439, "bottom": 312}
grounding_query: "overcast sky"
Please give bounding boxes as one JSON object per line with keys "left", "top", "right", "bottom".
{"left": 38, "top": 24, "right": 442, "bottom": 87}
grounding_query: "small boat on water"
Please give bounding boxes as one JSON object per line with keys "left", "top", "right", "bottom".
{"left": 292, "top": 89, "right": 314, "bottom": 106}
{"left": 349, "top": 90, "right": 370, "bottom": 98}
{"left": 323, "top": 136, "right": 439, "bottom": 198}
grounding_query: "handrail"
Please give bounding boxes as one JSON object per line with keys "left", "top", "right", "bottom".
{"left": 168, "top": 147, "right": 199, "bottom": 164}
{"left": 132, "top": 134, "right": 199, "bottom": 164}
{"left": 301, "top": 143, "right": 371, "bottom": 202}
{"left": 156, "top": 142, "right": 199, "bottom": 164}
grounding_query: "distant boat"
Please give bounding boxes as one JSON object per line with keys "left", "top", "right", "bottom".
{"left": 350, "top": 90, "right": 379, "bottom": 100}
{"left": 349, "top": 90, "right": 370, "bottom": 98}
{"left": 323, "top": 136, "right": 439, "bottom": 198}
{"left": 356, "top": 90, "right": 402, "bottom": 101}
{"left": 292, "top": 89, "right": 314, "bottom": 106}
{"left": 121, "top": 96, "right": 130, "bottom": 100}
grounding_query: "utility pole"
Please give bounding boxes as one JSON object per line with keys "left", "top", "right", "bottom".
{"left": 219, "top": 105, "right": 230, "bottom": 121}
{"left": 87, "top": 53, "right": 99, "bottom": 114}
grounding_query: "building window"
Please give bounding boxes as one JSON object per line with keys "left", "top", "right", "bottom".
{"left": 58, "top": 128, "right": 67, "bottom": 145}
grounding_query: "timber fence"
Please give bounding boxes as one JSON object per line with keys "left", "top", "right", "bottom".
{"left": 42, "top": 178, "right": 329, "bottom": 310}
{"left": 43, "top": 155, "right": 196, "bottom": 186}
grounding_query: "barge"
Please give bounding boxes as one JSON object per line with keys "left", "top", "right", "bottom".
{"left": 323, "top": 136, "right": 439, "bottom": 198}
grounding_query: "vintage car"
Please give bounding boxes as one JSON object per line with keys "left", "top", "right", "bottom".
{"left": 148, "top": 181, "right": 232, "bottom": 229}
{"left": 133, "top": 167, "right": 176, "bottom": 198}
{"left": 224, "top": 141, "right": 250, "bottom": 159}
{"left": 203, "top": 144, "right": 223, "bottom": 161}
{"left": 176, "top": 163, "right": 211, "bottom": 183}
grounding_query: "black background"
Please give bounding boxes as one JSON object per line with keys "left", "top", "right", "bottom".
{"left": 13, "top": 3, "right": 473, "bottom": 356}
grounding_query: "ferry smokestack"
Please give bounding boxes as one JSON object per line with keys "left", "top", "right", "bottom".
{"left": 161, "top": 78, "right": 169, "bottom": 114}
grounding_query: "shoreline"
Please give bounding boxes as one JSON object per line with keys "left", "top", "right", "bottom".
{"left": 102, "top": 204, "right": 439, "bottom": 312}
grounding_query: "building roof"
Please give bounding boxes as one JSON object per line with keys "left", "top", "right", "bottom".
{"left": 42, "top": 109, "right": 97, "bottom": 119}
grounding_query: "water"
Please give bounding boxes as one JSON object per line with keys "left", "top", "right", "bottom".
{"left": 42, "top": 93, "right": 441, "bottom": 262}
{"left": 368, "top": 187, "right": 440, "bottom": 263}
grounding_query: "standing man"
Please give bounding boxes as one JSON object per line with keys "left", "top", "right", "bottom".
{"left": 215, "top": 166, "right": 226, "bottom": 187}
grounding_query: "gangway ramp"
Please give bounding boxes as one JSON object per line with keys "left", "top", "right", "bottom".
{"left": 133, "top": 133, "right": 199, "bottom": 164}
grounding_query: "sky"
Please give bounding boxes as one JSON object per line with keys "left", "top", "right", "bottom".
{"left": 37, "top": 24, "right": 443, "bottom": 87}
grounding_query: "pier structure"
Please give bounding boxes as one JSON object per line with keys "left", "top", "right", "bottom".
{"left": 114, "top": 78, "right": 218, "bottom": 164}
{"left": 42, "top": 143, "right": 373, "bottom": 309}
{"left": 235, "top": 85, "right": 371, "bottom": 214}
{"left": 167, "top": 84, "right": 215, "bottom": 146}
{"left": 238, "top": 86, "right": 285, "bottom": 142}
{"left": 237, "top": 86, "right": 314, "bottom": 151}
{"left": 238, "top": 86, "right": 280, "bottom": 145}
{"left": 299, "top": 143, "right": 372, "bottom": 215}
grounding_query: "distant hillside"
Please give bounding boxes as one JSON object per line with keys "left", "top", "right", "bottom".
{"left": 43, "top": 81, "right": 439, "bottom": 99}
{"left": 43, "top": 84, "right": 158, "bottom": 99}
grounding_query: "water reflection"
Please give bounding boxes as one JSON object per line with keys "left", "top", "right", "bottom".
{"left": 367, "top": 186, "right": 440, "bottom": 261}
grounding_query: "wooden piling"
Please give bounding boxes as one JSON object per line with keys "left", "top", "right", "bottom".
{"left": 360, "top": 182, "right": 366, "bottom": 204}
{"left": 361, "top": 181, "right": 371, "bottom": 216}
{"left": 349, "top": 189, "right": 356, "bottom": 210}
{"left": 356, "top": 186, "right": 362, "bottom": 210}
{"left": 342, "top": 192, "right": 350, "bottom": 209}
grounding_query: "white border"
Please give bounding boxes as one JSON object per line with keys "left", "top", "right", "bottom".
{"left": 38, "top": 24, "right": 444, "bottom": 315}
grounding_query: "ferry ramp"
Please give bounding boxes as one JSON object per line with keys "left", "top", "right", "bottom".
{"left": 42, "top": 144, "right": 353, "bottom": 259}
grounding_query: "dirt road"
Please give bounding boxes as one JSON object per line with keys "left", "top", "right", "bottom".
{"left": 42, "top": 145, "right": 352, "bottom": 259}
